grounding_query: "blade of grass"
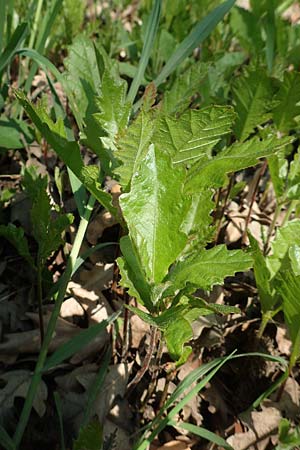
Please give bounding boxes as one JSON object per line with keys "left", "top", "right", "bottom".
{"left": 0, "top": 0, "right": 8, "bottom": 55}
{"left": 81, "top": 345, "right": 112, "bottom": 428}
{"left": 170, "top": 421, "right": 233, "bottom": 450}
{"left": 134, "top": 352, "right": 235, "bottom": 450}
{"left": 15, "top": 48, "right": 80, "bottom": 127}
{"left": 0, "top": 425, "right": 14, "bottom": 450}
{"left": 54, "top": 392, "right": 66, "bottom": 450}
{"left": 5, "top": 0, "right": 14, "bottom": 46}
{"left": 28, "top": 0, "right": 44, "bottom": 50}
{"left": 133, "top": 351, "right": 287, "bottom": 450}
{"left": 13, "top": 194, "right": 95, "bottom": 449}
{"left": 47, "top": 241, "right": 117, "bottom": 300}
{"left": 0, "top": 22, "right": 29, "bottom": 73}
{"left": 154, "top": 0, "right": 236, "bottom": 87}
{"left": 24, "top": 0, "right": 61, "bottom": 94}
{"left": 43, "top": 313, "right": 119, "bottom": 371}
{"left": 127, "top": 0, "right": 161, "bottom": 104}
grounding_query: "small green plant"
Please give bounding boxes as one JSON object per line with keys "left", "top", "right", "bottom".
{"left": 276, "top": 418, "right": 300, "bottom": 450}
{"left": 3, "top": 1, "right": 300, "bottom": 449}
{"left": 251, "top": 219, "right": 300, "bottom": 373}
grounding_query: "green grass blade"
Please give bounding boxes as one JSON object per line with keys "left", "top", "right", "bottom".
{"left": 72, "top": 241, "right": 117, "bottom": 275}
{"left": 13, "top": 195, "right": 96, "bottom": 449}
{"left": 134, "top": 354, "right": 232, "bottom": 450}
{"left": 170, "top": 421, "right": 233, "bottom": 450}
{"left": 81, "top": 346, "right": 111, "bottom": 428}
{"left": 43, "top": 311, "right": 120, "bottom": 371}
{"left": 16, "top": 48, "right": 80, "bottom": 127}
{"left": 252, "top": 368, "right": 289, "bottom": 409}
{"left": 0, "top": 425, "right": 15, "bottom": 450}
{"left": 67, "top": 169, "right": 88, "bottom": 218}
{"left": 54, "top": 391, "right": 66, "bottom": 450}
{"left": 24, "top": 0, "right": 61, "bottom": 93}
{"left": 154, "top": 0, "right": 236, "bottom": 87}
{"left": 0, "top": 0, "right": 8, "bottom": 55}
{"left": 0, "top": 22, "right": 28, "bottom": 73}
{"left": 127, "top": 0, "right": 161, "bottom": 103}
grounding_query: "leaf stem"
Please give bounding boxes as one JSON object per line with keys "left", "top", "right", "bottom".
{"left": 13, "top": 195, "right": 95, "bottom": 449}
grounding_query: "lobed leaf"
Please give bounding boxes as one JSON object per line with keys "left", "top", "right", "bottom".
{"left": 267, "top": 219, "right": 300, "bottom": 279}
{"left": 273, "top": 71, "right": 300, "bottom": 133}
{"left": 162, "top": 61, "right": 209, "bottom": 115}
{"left": 232, "top": 66, "right": 276, "bottom": 141}
{"left": 0, "top": 224, "right": 34, "bottom": 268}
{"left": 155, "top": 106, "right": 235, "bottom": 165}
{"left": 120, "top": 144, "right": 189, "bottom": 284}
{"left": 186, "top": 135, "right": 294, "bottom": 192}
{"left": 167, "top": 245, "right": 253, "bottom": 292}
{"left": 118, "top": 236, "right": 153, "bottom": 311}
{"left": 115, "top": 111, "right": 155, "bottom": 189}
{"left": 15, "top": 91, "right": 116, "bottom": 215}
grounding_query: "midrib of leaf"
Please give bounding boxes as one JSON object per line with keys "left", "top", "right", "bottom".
{"left": 151, "top": 149, "right": 159, "bottom": 280}
{"left": 132, "top": 115, "right": 150, "bottom": 177}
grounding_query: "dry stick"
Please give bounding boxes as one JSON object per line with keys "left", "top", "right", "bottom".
{"left": 158, "top": 370, "right": 176, "bottom": 411}
{"left": 127, "top": 326, "right": 157, "bottom": 394}
{"left": 242, "top": 160, "right": 268, "bottom": 246}
{"left": 214, "top": 174, "right": 234, "bottom": 244}
{"left": 121, "top": 294, "right": 130, "bottom": 362}
{"left": 140, "top": 331, "right": 163, "bottom": 410}
{"left": 263, "top": 203, "right": 281, "bottom": 255}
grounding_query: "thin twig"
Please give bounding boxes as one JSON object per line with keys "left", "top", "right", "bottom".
{"left": 242, "top": 160, "right": 267, "bottom": 245}
{"left": 214, "top": 174, "right": 234, "bottom": 244}
{"left": 127, "top": 326, "right": 157, "bottom": 394}
{"left": 264, "top": 203, "right": 281, "bottom": 255}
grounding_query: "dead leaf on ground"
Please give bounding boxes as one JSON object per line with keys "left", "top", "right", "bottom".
{"left": 276, "top": 325, "right": 292, "bottom": 356}
{"left": 152, "top": 438, "right": 196, "bottom": 450}
{"left": 63, "top": 280, "right": 113, "bottom": 324}
{"left": 0, "top": 370, "right": 47, "bottom": 417}
{"left": 78, "top": 263, "right": 114, "bottom": 289}
{"left": 77, "top": 363, "right": 132, "bottom": 422}
{"left": 129, "top": 303, "right": 151, "bottom": 349}
{"left": 267, "top": 377, "right": 300, "bottom": 419}
{"left": 103, "top": 419, "right": 132, "bottom": 450}
{"left": 0, "top": 311, "right": 80, "bottom": 359}
{"left": 86, "top": 211, "right": 117, "bottom": 245}
{"left": 227, "top": 406, "right": 281, "bottom": 450}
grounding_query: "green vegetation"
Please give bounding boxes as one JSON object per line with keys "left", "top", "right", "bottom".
{"left": 0, "top": 1, "right": 300, "bottom": 449}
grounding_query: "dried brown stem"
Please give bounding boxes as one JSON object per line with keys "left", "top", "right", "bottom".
{"left": 126, "top": 326, "right": 157, "bottom": 394}
{"left": 242, "top": 160, "right": 267, "bottom": 245}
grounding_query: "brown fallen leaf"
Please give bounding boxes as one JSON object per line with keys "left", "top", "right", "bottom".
{"left": 226, "top": 406, "right": 281, "bottom": 450}
{"left": 155, "top": 439, "right": 195, "bottom": 450}
{"left": 276, "top": 325, "right": 292, "bottom": 356}
{"left": 0, "top": 370, "right": 47, "bottom": 417}
{"left": 86, "top": 210, "right": 117, "bottom": 245}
